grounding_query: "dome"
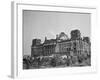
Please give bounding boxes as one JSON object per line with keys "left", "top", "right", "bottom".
{"left": 58, "top": 32, "right": 69, "bottom": 40}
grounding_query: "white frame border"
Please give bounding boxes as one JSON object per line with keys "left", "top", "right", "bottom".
{"left": 11, "top": 1, "right": 97, "bottom": 78}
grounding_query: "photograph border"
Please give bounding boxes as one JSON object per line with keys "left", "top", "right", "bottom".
{"left": 11, "top": 1, "right": 97, "bottom": 78}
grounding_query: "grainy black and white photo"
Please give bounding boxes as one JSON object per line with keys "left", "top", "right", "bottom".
{"left": 23, "top": 10, "right": 91, "bottom": 69}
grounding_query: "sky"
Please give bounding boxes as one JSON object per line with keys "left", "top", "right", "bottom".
{"left": 23, "top": 10, "right": 91, "bottom": 55}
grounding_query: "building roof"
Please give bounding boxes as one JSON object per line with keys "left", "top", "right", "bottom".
{"left": 43, "top": 39, "right": 57, "bottom": 46}
{"left": 57, "top": 39, "right": 71, "bottom": 43}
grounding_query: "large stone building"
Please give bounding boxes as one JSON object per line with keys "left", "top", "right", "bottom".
{"left": 31, "top": 29, "right": 91, "bottom": 58}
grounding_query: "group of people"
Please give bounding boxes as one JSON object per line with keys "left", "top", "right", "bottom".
{"left": 23, "top": 53, "right": 91, "bottom": 69}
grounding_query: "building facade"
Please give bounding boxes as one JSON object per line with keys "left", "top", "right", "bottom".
{"left": 31, "top": 29, "right": 91, "bottom": 58}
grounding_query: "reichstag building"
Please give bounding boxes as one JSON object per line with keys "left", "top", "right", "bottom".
{"left": 31, "top": 29, "right": 91, "bottom": 58}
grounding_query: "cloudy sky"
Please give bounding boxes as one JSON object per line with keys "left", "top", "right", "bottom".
{"left": 23, "top": 10, "right": 91, "bottom": 55}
